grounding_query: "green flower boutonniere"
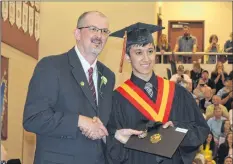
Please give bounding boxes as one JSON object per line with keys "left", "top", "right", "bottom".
{"left": 100, "top": 76, "right": 108, "bottom": 89}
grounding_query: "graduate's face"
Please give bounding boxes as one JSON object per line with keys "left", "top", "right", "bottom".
{"left": 127, "top": 43, "right": 155, "bottom": 78}
{"left": 75, "top": 13, "right": 109, "bottom": 56}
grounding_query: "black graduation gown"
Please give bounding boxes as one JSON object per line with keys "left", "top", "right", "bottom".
{"left": 106, "top": 73, "right": 209, "bottom": 164}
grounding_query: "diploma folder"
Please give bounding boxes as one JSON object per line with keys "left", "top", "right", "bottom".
{"left": 124, "top": 126, "right": 188, "bottom": 158}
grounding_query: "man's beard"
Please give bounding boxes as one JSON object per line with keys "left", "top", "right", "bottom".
{"left": 90, "top": 37, "right": 103, "bottom": 56}
{"left": 91, "top": 47, "right": 102, "bottom": 56}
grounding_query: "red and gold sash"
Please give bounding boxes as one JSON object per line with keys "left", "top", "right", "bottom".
{"left": 116, "top": 76, "right": 175, "bottom": 123}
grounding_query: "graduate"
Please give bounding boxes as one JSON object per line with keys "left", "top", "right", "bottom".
{"left": 106, "top": 22, "right": 210, "bottom": 164}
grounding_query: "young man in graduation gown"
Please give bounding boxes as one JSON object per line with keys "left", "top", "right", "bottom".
{"left": 106, "top": 22, "right": 210, "bottom": 164}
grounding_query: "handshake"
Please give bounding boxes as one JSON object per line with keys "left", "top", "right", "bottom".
{"left": 78, "top": 115, "right": 108, "bottom": 140}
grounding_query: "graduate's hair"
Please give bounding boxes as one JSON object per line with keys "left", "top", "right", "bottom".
{"left": 77, "top": 11, "right": 107, "bottom": 28}
{"left": 126, "top": 42, "right": 155, "bottom": 56}
{"left": 203, "top": 132, "right": 215, "bottom": 152}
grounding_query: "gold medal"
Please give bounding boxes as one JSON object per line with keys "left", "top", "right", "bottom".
{"left": 150, "top": 133, "right": 161, "bottom": 143}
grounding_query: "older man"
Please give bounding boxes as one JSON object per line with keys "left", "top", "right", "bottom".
{"left": 205, "top": 95, "right": 229, "bottom": 120}
{"left": 23, "top": 11, "right": 115, "bottom": 164}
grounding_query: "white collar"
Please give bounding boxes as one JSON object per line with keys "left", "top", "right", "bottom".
{"left": 75, "top": 45, "right": 97, "bottom": 73}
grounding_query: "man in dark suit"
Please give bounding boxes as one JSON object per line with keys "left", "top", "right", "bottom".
{"left": 23, "top": 11, "right": 115, "bottom": 164}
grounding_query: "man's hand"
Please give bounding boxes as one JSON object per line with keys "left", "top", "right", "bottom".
{"left": 162, "top": 121, "right": 174, "bottom": 128}
{"left": 78, "top": 115, "right": 108, "bottom": 140}
{"left": 115, "top": 129, "right": 143, "bottom": 144}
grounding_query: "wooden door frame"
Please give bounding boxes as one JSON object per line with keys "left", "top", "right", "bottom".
{"left": 168, "top": 20, "right": 205, "bottom": 51}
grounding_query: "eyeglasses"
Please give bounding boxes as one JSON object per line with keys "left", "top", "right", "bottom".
{"left": 78, "top": 26, "right": 111, "bottom": 36}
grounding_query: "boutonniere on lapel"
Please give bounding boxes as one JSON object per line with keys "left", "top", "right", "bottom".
{"left": 98, "top": 72, "right": 108, "bottom": 98}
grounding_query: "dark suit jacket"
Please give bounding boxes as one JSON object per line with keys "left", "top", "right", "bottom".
{"left": 23, "top": 47, "right": 115, "bottom": 164}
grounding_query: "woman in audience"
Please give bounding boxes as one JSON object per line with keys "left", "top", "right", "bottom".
{"left": 200, "top": 132, "right": 217, "bottom": 161}
{"left": 211, "top": 62, "right": 228, "bottom": 93}
{"left": 191, "top": 62, "right": 203, "bottom": 90}
{"left": 156, "top": 34, "right": 171, "bottom": 63}
{"left": 205, "top": 34, "right": 222, "bottom": 64}
{"left": 219, "top": 120, "right": 232, "bottom": 145}
{"left": 217, "top": 132, "right": 233, "bottom": 164}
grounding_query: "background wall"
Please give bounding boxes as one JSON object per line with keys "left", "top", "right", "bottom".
{"left": 1, "top": 43, "right": 37, "bottom": 161}
{"left": 159, "top": 1, "right": 232, "bottom": 49}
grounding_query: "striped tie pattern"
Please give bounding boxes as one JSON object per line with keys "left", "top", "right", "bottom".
{"left": 88, "top": 67, "right": 97, "bottom": 106}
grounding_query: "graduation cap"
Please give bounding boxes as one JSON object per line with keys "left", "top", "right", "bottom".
{"left": 110, "top": 22, "right": 165, "bottom": 73}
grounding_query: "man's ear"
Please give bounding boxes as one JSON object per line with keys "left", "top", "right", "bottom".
{"left": 74, "top": 28, "right": 81, "bottom": 41}
{"left": 125, "top": 54, "right": 131, "bottom": 63}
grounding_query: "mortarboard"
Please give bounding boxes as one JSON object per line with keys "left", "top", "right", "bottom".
{"left": 110, "top": 22, "right": 165, "bottom": 73}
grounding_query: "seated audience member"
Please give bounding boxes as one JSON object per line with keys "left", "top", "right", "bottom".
{"left": 200, "top": 132, "right": 217, "bottom": 160}
{"left": 211, "top": 62, "right": 228, "bottom": 93}
{"left": 199, "top": 87, "right": 213, "bottom": 113}
{"left": 224, "top": 32, "right": 233, "bottom": 53}
{"left": 205, "top": 34, "right": 222, "bottom": 64}
{"left": 219, "top": 77, "right": 233, "bottom": 111}
{"left": 217, "top": 132, "right": 233, "bottom": 164}
{"left": 200, "top": 70, "right": 216, "bottom": 94}
{"left": 170, "top": 65, "right": 192, "bottom": 89}
{"left": 219, "top": 120, "right": 232, "bottom": 145}
{"left": 173, "top": 25, "right": 197, "bottom": 63}
{"left": 207, "top": 106, "right": 227, "bottom": 143}
{"left": 224, "top": 156, "right": 233, "bottom": 164}
{"left": 193, "top": 158, "right": 204, "bottom": 164}
{"left": 217, "top": 76, "right": 233, "bottom": 98}
{"left": 156, "top": 34, "right": 171, "bottom": 63}
{"left": 191, "top": 62, "right": 203, "bottom": 90}
{"left": 206, "top": 95, "right": 229, "bottom": 120}
{"left": 194, "top": 79, "right": 208, "bottom": 100}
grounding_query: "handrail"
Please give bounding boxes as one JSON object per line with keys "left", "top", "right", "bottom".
{"left": 156, "top": 52, "right": 233, "bottom": 55}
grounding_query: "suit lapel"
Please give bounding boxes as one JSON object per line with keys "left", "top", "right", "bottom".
{"left": 68, "top": 47, "right": 97, "bottom": 112}
{"left": 97, "top": 62, "right": 104, "bottom": 110}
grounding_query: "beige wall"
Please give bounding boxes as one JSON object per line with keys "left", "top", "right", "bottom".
{"left": 39, "top": 2, "right": 156, "bottom": 87}
{"left": 159, "top": 2, "right": 232, "bottom": 49}
{"left": 1, "top": 43, "right": 37, "bottom": 161}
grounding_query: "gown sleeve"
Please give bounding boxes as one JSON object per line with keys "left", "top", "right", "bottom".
{"left": 169, "top": 85, "right": 210, "bottom": 164}
{"left": 106, "top": 92, "right": 129, "bottom": 164}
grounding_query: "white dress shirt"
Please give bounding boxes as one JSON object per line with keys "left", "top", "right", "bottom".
{"left": 75, "top": 46, "right": 98, "bottom": 104}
